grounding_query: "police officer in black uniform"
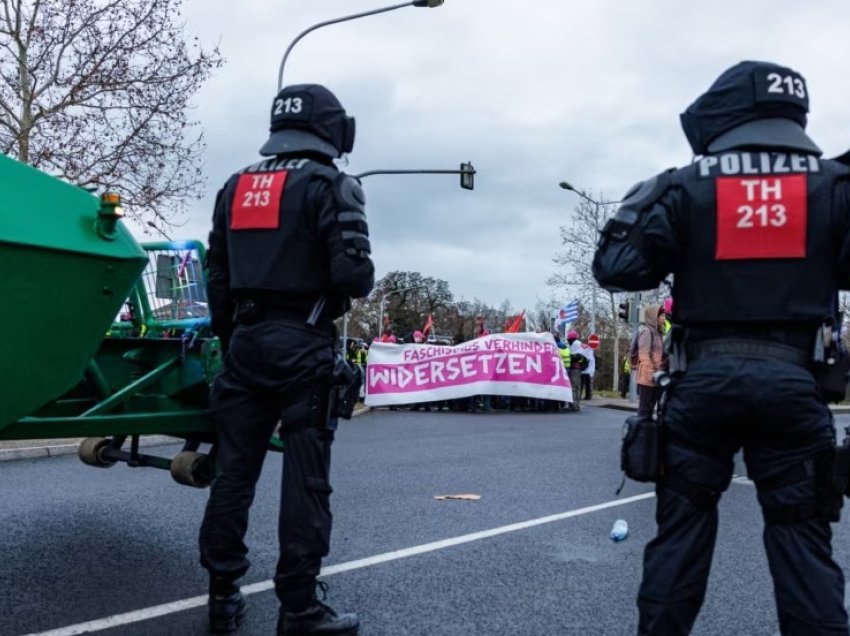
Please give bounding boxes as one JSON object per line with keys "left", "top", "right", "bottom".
{"left": 593, "top": 61, "right": 850, "bottom": 635}
{"left": 200, "top": 84, "right": 373, "bottom": 635}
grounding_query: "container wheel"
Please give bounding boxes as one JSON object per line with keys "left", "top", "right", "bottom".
{"left": 170, "top": 451, "right": 214, "bottom": 488}
{"left": 79, "top": 437, "right": 115, "bottom": 468}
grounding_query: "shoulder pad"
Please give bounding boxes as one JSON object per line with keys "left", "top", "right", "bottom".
{"left": 333, "top": 173, "right": 370, "bottom": 258}
{"left": 602, "top": 169, "right": 676, "bottom": 241}
{"left": 620, "top": 168, "right": 675, "bottom": 213}
{"left": 833, "top": 149, "right": 850, "bottom": 167}
{"left": 333, "top": 172, "right": 366, "bottom": 212}
{"left": 828, "top": 152, "right": 850, "bottom": 182}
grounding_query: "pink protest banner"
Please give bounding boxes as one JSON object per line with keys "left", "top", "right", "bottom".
{"left": 365, "top": 333, "right": 573, "bottom": 407}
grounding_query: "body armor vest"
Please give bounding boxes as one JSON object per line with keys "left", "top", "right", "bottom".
{"left": 222, "top": 157, "right": 338, "bottom": 299}
{"left": 672, "top": 151, "right": 850, "bottom": 325}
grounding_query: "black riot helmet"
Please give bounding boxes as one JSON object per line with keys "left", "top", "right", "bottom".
{"left": 680, "top": 61, "right": 821, "bottom": 156}
{"left": 259, "top": 84, "right": 356, "bottom": 158}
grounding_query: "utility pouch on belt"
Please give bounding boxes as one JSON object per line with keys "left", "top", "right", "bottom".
{"left": 814, "top": 354, "right": 850, "bottom": 403}
{"left": 621, "top": 415, "right": 663, "bottom": 484}
{"left": 234, "top": 298, "right": 262, "bottom": 325}
{"left": 330, "top": 354, "right": 362, "bottom": 420}
{"left": 833, "top": 428, "right": 850, "bottom": 499}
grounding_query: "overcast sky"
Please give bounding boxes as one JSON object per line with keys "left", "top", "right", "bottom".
{"left": 135, "top": 0, "right": 850, "bottom": 311}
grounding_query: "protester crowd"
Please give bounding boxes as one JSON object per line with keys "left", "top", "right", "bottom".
{"left": 348, "top": 324, "right": 602, "bottom": 413}
{"left": 351, "top": 298, "right": 676, "bottom": 416}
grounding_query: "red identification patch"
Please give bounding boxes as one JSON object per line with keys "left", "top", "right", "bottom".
{"left": 230, "top": 171, "right": 288, "bottom": 230}
{"left": 715, "top": 174, "right": 807, "bottom": 260}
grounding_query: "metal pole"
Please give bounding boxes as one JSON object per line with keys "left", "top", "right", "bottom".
{"left": 558, "top": 184, "right": 620, "bottom": 334}
{"left": 590, "top": 201, "right": 599, "bottom": 336}
{"left": 375, "top": 285, "right": 426, "bottom": 340}
{"left": 377, "top": 295, "right": 386, "bottom": 340}
{"left": 628, "top": 292, "right": 641, "bottom": 402}
{"left": 343, "top": 312, "right": 349, "bottom": 347}
{"left": 590, "top": 287, "right": 597, "bottom": 335}
{"left": 146, "top": 220, "right": 173, "bottom": 242}
{"left": 355, "top": 168, "right": 474, "bottom": 179}
{"left": 278, "top": 1, "right": 417, "bottom": 89}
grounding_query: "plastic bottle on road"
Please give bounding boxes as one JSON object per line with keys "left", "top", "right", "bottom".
{"left": 610, "top": 519, "right": 629, "bottom": 542}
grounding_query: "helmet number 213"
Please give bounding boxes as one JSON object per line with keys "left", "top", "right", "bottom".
{"left": 274, "top": 97, "right": 303, "bottom": 115}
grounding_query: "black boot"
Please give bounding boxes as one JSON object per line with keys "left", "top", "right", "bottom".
{"left": 278, "top": 583, "right": 359, "bottom": 635}
{"left": 208, "top": 578, "right": 246, "bottom": 634}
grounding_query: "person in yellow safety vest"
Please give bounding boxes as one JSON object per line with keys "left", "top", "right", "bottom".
{"left": 558, "top": 340, "right": 571, "bottom": 368}
{"left": 662, "top": 298, "right": 673, "bottom": 374}
{"left": 346, "top": 339, "right": 359, "bottom": 365}
{"left": 663, "top": 297, "right": 673, "bottom": 335}
{"left": 554, "top": 334, "right": 576, "bottom": 411}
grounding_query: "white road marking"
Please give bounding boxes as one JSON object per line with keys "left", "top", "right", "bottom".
{"left": 21, "top": 491, "right": 656, "bottom": 636}
{"left": 731, "top": 474, "right": 755, "bottom": 486}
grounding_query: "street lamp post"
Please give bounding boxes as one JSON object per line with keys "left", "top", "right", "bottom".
{"left": 356, "top": 164, "right": 475, "bottom": 190}
{"left": 278, "top": 0, "right": 445, "bottom": 90}
{"left": 275, "top": 1, "right": 449, "bottom": 346}
{"left": 559, "top": 181, "right": 626, "bottom": 397}
{"left": 146, "top": 220, "right": 173, "bottom": 241}
{"left": 341, "top": 165, "right": 473, "bottom": 348}
{"left": 558, "top": 181, "right": 621, "bottom": 335}
{"left": 377, "top": 286, "right": 426, "bottom": 340}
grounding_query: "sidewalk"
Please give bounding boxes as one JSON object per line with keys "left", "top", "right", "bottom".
{"left": 592, "top": 396, "right": 850, "bottom": 415}
{"left": 590, "top": 397, "right": 638, "bottom": 412}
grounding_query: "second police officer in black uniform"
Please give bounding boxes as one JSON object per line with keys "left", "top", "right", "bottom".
{"left": 594, "top": 61, "right": 850, "bottom": 635}
{"left": 200, "top": 84, "right": 373, "bottom": 635}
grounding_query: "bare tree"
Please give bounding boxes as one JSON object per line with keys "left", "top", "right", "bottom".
{"left": 548, "top": 195, "right": 629, "bottom": 391}
{"left": 340, "top": 271, "right": 517, "bottom": 343}
{"left": 527, "top": 298, "right": 558, "bottom": 333}
{"left": 0, "top": 0, "right": 222, "bottom": 225}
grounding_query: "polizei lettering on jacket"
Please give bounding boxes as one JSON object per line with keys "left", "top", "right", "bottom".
{"left": 698, "top": 152, "right": 820, "bottom": 178}
{"left": 241, "top": 157, "right": 311, "bottom": 174}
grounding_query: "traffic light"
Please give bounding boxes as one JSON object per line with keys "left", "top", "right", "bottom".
{"left": 618, "top": 301, "right": 630, "bottom": 321}
{"left": 460, "top": 162, "right": 475, "bottom": 191}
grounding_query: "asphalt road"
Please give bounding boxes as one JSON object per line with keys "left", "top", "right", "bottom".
{"left": 3, "top": 406, "right": 850, "bottom": 636}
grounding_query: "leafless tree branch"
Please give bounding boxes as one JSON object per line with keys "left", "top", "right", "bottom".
{"left": 0, "top": 0, "right": 223, "bottom": 224}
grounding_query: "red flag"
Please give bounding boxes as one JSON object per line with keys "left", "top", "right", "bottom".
{"left": 422, "top": 313, "right": 434, "bottom": 337}
{"left": 505, "top": 310, "right": 526, "bottom": 333}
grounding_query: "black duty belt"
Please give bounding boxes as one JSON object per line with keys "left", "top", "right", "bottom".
{"left": 234, "top": 299, "right": 334, "bottom": 334}
{"left": 685, "top": 339, "right": 810, "bottom": 368}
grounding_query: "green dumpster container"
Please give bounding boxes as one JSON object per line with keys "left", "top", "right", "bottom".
{"left": 0, "top": 154, "right": 147, "bottom": 428}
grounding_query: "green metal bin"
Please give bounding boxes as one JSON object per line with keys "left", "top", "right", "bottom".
{"left": 0, "top": 154, "right": 147, "bottom": 428}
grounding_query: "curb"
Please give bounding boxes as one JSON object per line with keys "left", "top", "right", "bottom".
{"left": 0, "top": 409, "right": 373, "bottom": 464}
{"left": 595, "top": 403, "right": 638, "bottom": 413}
{"left": 0, "top": 435, "right": 176, "bottom": 463}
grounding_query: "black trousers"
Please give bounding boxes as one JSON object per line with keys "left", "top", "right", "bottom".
{"left": 619, "top": 371, "right": 631, "bottom": 398}
{"left": 581, "top": 373, "right": 593, "bottom": 400}
{"left": 199, "top": 319, "right": 336, "bottom": 611}
{"left": 637, "top": 384, "right": 657, "bottom": 418}
{"left": 638, "top": 356, "right": 847, "bottom": 636}
{"left": 569, "top": 368, "right": 582, "bottom": 410}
